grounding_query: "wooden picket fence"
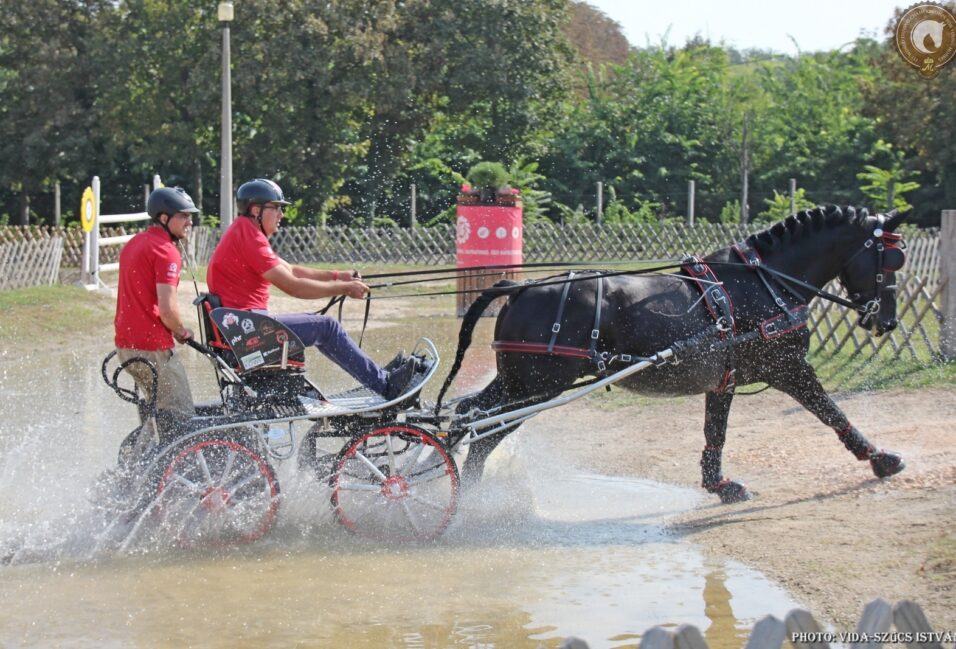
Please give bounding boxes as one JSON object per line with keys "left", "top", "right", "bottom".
{"left": 0, "top": 236, "right": 63, "bottom": 290}
{"left": 0, "top": 223, "right": 947, "bottom": 365}
{"left": 552, "top": 599, "right": 953, "bottom": 649}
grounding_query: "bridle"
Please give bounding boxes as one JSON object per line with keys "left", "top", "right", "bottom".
{"left": 842, "top": 216, "right": 906, "bottom": 328}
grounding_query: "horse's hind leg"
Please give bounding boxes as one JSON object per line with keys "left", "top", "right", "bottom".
{"left": 460, "top": 425, "right": 523, "bottom": 491}
{"left": 768, "top": 359, "right": 904, "bottom": 478}
{"left": 701, "top": 391, "right": 753, "bottom": 503}
{"left": 454, "top": 374, "right": 515, "bottom": 490}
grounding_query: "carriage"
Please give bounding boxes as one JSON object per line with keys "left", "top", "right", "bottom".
{"left": 98, "top": 297, "right": 455, "bottom": 550}
{"left": 99, "top": 205, "right": 909, "bottom": 550}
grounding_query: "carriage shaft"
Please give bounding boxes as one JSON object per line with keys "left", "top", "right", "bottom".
{"left": 462, "top": 349, "right": 674, "bottom": 436}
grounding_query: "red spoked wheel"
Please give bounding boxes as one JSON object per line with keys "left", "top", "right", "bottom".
{"left": 331, "top": 424, "right": 459, "bottom": 542}
{"left": 155, "top": 438, "right": 279, "bottom": 548}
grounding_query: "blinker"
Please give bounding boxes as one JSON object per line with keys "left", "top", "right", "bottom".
{"left": 883, "top": 246, "right": 905, "bottom": 272}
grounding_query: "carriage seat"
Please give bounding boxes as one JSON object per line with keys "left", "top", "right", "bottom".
{"left": 193, "top": 292, "right": 231, "bottom": 360}
{"left": 192, "top": 292, "right": 322, "bottom": 402}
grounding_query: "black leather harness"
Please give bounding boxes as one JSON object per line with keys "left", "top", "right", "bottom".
{"left": 491, "top": 249, "right": 815, "bottom": 390}
{"left": 492, "top": 271, "right": 609, "bottom": 373}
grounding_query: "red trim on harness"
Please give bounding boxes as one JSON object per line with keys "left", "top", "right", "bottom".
{"left": 682, "top": 258, "right": 737, "bottom": 334}
{"left": 716, "top": 369, "right": 735, "bottom": 392}
{"left": 733, "top": 242, "right": 764, "bottom": 266}
{"left": 491, "top": 340, "right": 592, "bottom": 359}
{"left": 759, "top": 305, "right": 809, "bottom": 340}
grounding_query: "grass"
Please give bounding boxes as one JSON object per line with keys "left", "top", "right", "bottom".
{"left": 0, "top": 285, "right": 115, "bottom": 346}
{"left": 923, "top": 534, "right": 956, "bottom": 586}
{"left": 809, "top": 310, "right": 956, "bottom": 392}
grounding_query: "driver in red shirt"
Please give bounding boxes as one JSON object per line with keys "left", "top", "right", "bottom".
{"left": 207, "top": 179, "right": 416, "bottom": 399}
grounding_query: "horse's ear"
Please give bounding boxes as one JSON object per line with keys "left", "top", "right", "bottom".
{"left": 884, "top": 209, "right": 907, "bottom": 231}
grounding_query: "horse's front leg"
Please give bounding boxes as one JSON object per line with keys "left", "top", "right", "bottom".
{"left": 768, "top": 358, "right": 904, "bottom": 479}
{"left": 701, "top": 391, "right": 753, "bottom": 503}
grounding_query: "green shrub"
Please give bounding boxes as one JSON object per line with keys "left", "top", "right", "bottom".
{"left": 466, "top": 161, "right": 510, "bottom": 190}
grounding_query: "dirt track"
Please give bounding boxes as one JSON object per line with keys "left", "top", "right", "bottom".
{"left": 535, "top": 387, "right": 956, "bottom": 633}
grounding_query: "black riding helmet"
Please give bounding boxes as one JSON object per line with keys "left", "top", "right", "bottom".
{"left": 147, "top": 186, "right": 199, "bottom": 220}
{"left": 236, "top": 178, "right": 291, "bottom": 215}
{"left": 146, "top": 187, "right": 199, "bottom": 241}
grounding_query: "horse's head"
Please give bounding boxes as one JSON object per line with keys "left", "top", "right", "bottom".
{"left": 840, "top": 210, "right": 908, "bottom": 336}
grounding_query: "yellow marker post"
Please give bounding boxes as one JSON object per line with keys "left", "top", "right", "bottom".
{"left": 80, "top": 186, "right": 97, "bottom": 233}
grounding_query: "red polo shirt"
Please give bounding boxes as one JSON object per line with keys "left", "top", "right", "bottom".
{"left": 207, "top": 216, "right": 281, "bottom": 310}
{"left": 114, "top": 226, "right": 182, "bottom": 350}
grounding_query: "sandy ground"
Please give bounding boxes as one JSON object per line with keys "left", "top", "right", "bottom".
{"left": 532, "top": 387, "right": 956, "bottom": 634}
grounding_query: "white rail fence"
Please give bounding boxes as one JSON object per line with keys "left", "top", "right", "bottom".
{"left": 80, "top": 174, "right": 161, "bottom": 289}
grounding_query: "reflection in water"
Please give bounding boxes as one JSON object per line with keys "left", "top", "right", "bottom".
{"left": 704, "top": 565, "right": 739, "bottom": 649}
{"left": 0, "top": 317, "right": 802, "bottom": 648}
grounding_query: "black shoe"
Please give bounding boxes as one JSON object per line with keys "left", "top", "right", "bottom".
{"left": 384, "top": 358, "right": 418, "bottom": 401}
{"left": 383, "top": 351, "right": 406, "bottom": 373}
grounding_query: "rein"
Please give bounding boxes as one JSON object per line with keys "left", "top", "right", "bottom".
{"left": 313, "top": 221, "right": 902, "bottom": 351}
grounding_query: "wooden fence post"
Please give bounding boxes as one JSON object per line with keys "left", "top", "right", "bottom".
{"left": 596, "top": 181, "right": 603, "bottom": 225}
{"left": 940, "top": 210, "right": 956, "bottom": 359}
{"left": 54, "top": 181, "right": 61, "bottom": 226}
{"left": 687, "top": 180, "right": 695, "bottom": 226}
{"left": 410, "top": 183, "right": 417, "bottom": 229}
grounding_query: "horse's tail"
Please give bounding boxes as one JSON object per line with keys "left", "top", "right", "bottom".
{"left": 434, "top": 279, "right": 520, "bottom": 413}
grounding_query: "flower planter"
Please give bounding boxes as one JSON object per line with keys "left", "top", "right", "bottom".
{"left": 455, "top": 195, "right": 523, "bottom": 317}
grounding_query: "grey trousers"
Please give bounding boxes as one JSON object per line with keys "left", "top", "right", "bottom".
{"left": 115, "top": 347, "right": 195, "bottom": 418}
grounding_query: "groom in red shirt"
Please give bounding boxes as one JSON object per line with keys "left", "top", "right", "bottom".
{"left": 114, "top": 186, "right": 199, "bottom": 440}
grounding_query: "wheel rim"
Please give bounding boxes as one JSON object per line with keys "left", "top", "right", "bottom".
{"left": 332, "top": 425, "right": 458, "bottom": 542}
{"left": 156, "top": 438, "right": 279, "bottom": 547}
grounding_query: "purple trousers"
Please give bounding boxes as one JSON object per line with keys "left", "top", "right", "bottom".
{"left": 275, "top": 313, "right": 387, "bottom": 394}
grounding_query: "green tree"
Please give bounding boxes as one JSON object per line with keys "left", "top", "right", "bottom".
{"left": 748, "top": 43, "right": 885, "bottom": 208}
{"left": 857, "top": 164, "right": 920, "bottom": 213}
{"left": 541, "top": 43, "right": 740, "bottom": 221}
{"left": 755, "top": 188, "right": 815, "bottom": 223}
{"left": 424, "top": 0, "right": 575, "bottom": 162}
{"left": 94, "top": 0, "right": 221, "bottom": 216}
{"left": 863, "top": 4, "right": 956, "bottom": 224}
{"left": 0, "top": 0, "right": 109, "bottom": 225}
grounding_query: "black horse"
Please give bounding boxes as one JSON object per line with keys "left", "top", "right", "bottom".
{"left": 439, "top": 205, "right": 908, "bottom": 502}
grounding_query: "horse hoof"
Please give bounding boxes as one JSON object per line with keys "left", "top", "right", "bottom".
{"left": 705, "top": 479, "right": 753, "bottom": 504}
{"left": 870, "top": 450, "right": 905, "bottom": 478}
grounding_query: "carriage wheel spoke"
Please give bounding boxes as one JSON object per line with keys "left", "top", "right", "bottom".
{"left": 406, "top": 462, "right": 451, "bottom": 486}
{"left": 224, "top": 469, "right": 264, "bottom": 498}
{"left": 408, "top": 492, "right": 450, "bottom": 513}
{"left": 396, "top": 439, "right": 427, "bottom": 476}
{"left": 399, "top": 501, "right": 424, "bottom": 536}
{"left": 170, "top": 474, "right": 201, "bottom": 493}
{"left": 196, "top": 449, "right": 214, "bottom": 486}
{"left": 217, "top": 449, "right": 238, "bottom": 488}
{"left": 385, "top": 434, "right": 397, "bottom": 476}
{"left": 354, "top": 450, "right": 388, "bottom": 483}
{"left": 337, "top": 481, "right": 382, "bottom": 492}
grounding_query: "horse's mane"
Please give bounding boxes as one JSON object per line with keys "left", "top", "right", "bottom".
{"left": 748, "top": 205, "right": 870, "bottom": 255}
